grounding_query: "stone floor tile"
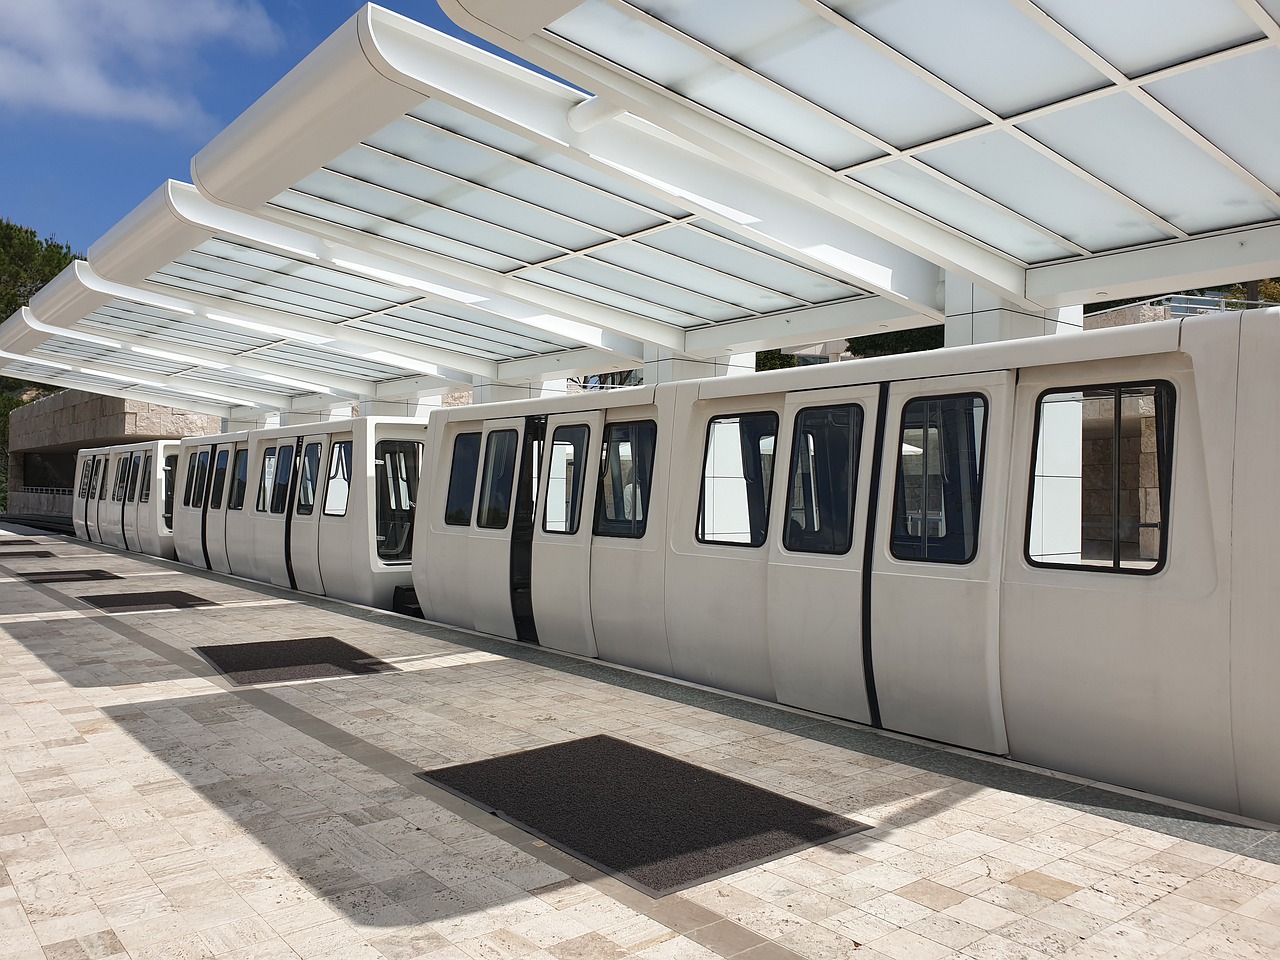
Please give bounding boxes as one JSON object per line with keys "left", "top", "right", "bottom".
{"left": 3, "top": 528, "right": 1280, "bottom": 960}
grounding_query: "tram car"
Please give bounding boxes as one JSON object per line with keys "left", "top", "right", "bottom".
{"left": 70, "top": 308, "right": 1280, "bottom": 824}
{"left": 169, "top": 417, "right": 426, "bottom": 609}
{"left": 72, "top": 440, "right": 179, "bottom": 558}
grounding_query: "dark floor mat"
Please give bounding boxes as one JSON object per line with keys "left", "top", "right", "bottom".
{"left": 19, "top": 569, "right": 124, "bottom": 584}
{"left": 193, "top": 636, "right": 397, "bottom": 685}
{"left": 0, "top": 539, "right": 39, "bottom": 546}
{"left": 82, "top": 590, "right": 212, "bottom": 612}
{"left": 0, "top": 550, "right": 56, "bottom": 559}
{"left": 418, "top": 734, "right": 867, "bottom": 897}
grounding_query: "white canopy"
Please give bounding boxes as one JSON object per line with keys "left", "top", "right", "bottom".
{"left": 4, "top": 1, "right": 1277, "bottom": 418}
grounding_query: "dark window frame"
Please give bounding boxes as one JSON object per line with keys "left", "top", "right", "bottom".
{"left": 208, "top": 449, "right": 230, "bottom": 511}
{"left": 139, "top": 454, "right": 153, "bottom": 504}
{"left": 444, "top": 432, "right": 482, "bottom": 527}
{"left": 593, "top": 420, "right": 658, "bottom": 540}
{"left": 477, "top": 430, "right": 519, "bottom": 530}
{"left": 322, "top": 440, "right": 353, "bottom": 517}
{"left": 227, "top": 449, "right": 249, "bottom": 511}
{"left": 890, "top": 392, "right": 989, "bottom": 565}
{"left": 783, "top": 404, "right": 864, "bottom": 556}
{"left": 541, "top": 424, "right": 590, "bottom": 536}
{"left": 295, "top": 442, "right": 322, "bottom": 516}
{"left": 695, "top": 411, "right": 779, "bottom": 549}
{"left": 1025, "top": 380, "right": 1175, "bottom": 576}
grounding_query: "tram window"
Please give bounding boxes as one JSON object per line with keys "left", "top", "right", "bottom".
{"left": 444, "top": 432, "right": 481, "bottom": 526}
{"left": 322, "top": 441, "right": 353, "bottom": 516}
{"left": 182, "top": 452, "right": 199, "bottom": 507}
{"left": 543, "top": 425, "right": 589, "bottom": 535}
{"left": 375, "top": 440, "right": 421, "bottom": 561}
{"left": 270, "top": 445, "right": 294, "bottom": 515}
{"left": 208, "top": 450, "right": 230, "bottom": 511}
{"left": 139, "top": 455, "right": 153, "bottom": 503}
{"left": 77, "top": 460, "right": 93, "bottom": 499}
{"left": 784, "top": 405, "right": 863, "bottom": 555}
{"left": 112, "top": 459, "right": 129, "bottom": 502}
{"left": 697, "top": 412, "right": 778, "bottom": 547}
{"left": 191, "top": 451, "right": 211, "bottom": 509}
{"left": 891, "top": 394, "right": 987, "bottom": 564}
{"left": 256, "top": 447, "right": 277, "bottom": 511}
{"left": 594, "top": 420, "right": 657, "bottom": 539}
{"left": 227, "top": 449, "right": 248, "bottom": 510}
{"left": 126, "top": 454, "right": 142, "bottom": 503}
{"left": 91, "top": 459, "right": 105, "bottom": 500}
{"left": 162, "top": 456, "right": 177, "bottom": 528}
{"left": 1027, "top": 382, "right": 1174, "bottom": 573}
{"left": 477, "top": 430, "right": 518, "bottom": 530}
{"left": 296, "top": 443, "right": 322, "bottom": 516}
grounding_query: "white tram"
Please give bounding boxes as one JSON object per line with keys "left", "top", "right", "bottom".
{"left": 72, "top": 440, "right": 179, "bottom": 558}
{"left": 169, "top": 417, "right": 426, "bottom": 609}
{"left": 70, "top": 309, "right": 1280, "bottom": 823}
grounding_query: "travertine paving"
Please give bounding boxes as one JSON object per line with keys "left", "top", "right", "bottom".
{"left": 2, "top": 523, "right": 1279, "bottom": 960}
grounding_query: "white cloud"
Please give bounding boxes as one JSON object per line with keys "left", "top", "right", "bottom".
{"left": 0, "top": 0, "right": 284, "bottom": 135}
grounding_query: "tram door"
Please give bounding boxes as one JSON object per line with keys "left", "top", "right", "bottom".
{"left": 766, "top": 385, "right": 881, "bottom": 723}
{"left": 666, "top": 388, "right": 783, "bottom": 700}
{"left": 289, "top": 434, "right": 329, "bottom": 596}
{"left": 121, "top": 451, "right": 144, "bottom": 552}
{"left": 203, "top": 443, "right": 238, "bottom": 573}
{"left": 869, "top": 371, "right": 1013, "bottom": 754}
{"left": 85, "top": 456, "right": 106, "bottom": 542}
{"left": 532, "top": 411, "right": 603, "bottom": 656}
{"left": 467, "top": 417, "right": 541, "bottom": 641}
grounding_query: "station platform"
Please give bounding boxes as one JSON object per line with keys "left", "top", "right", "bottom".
{"left": 2, "top": 523, "right": 1279, "bottom": 960}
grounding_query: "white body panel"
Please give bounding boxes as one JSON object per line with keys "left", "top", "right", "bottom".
{"left": 766, "top": 384, "right": 880, "bottom": 724}
{"left": 73, "top": 448, "right": 110, "bottom": 543}
{"left": 1000, "top": 339, "right": 1237, "bottom": 812}
{"left": 870, "top": 372, "right": 1013, "bottom": 754}
{"left": 664, "top": 383, "right": 778, "bottom": 700}
{"left": 530, "top": 410, "right": 605, "bottom": 657}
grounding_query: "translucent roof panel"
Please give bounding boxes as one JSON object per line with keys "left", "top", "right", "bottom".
{"left": 270, "top": 100, "right": 679, "bottom": 275}
{"left": 33, "top": 340, "right": 190, "bottom": 377}
{"left": 850, "top": 163, "right": 1081, "bottom": 265}
{"left": 551, "top": 0, "right": 981, "bottom": 158}
{"left": 918, "top": 132, "right": 1174, "bottom": 252}
{"left": 251, "top": 343, "right": 403, "bottom": 381}
{"left": 524, "top": 0, "right": 1280, "bottom": 281}
{"left": 1019, "top": 93, "right": 1280, "bottom": 234}
{"left": 359, "top": 305, "right": 578, "bottom": 362}
{"left": 1032, "top": 0, "right": 1264, "bottom": 77}
{"left": 148, "top": 238, "right": 417, "bottom": 323}
{"left": 84, "top": 300, "right": 275, "bottom": 352}
{"left": 1144, "top": 47, "right": 1280, "bottom": 194}
{"left": 830, "top": 0, "right": 1108, "bottom": 116}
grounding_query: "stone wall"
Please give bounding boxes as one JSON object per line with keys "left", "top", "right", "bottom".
{"left": 6, "top": 389, "right": 223, "bottom": 523}
{"left": 9, "top": 390, "right": 222, "bottom": 453}
{"left": 1084, "top": 303, "right": 1171, "bottom": 331}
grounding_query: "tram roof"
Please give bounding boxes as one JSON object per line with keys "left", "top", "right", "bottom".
{"left": 4, "top": 1, "right": 1279, "bottom": 418}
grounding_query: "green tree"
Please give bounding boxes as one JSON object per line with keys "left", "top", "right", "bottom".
{"left": 847, "top": 325, "right": 944, "bottom": 358}
{"left": 0, "top": 219, "right": 78, "bottom": 509}
{"left": 754, "top": 348, "right": 798, "bottom": 371}
{"left": 1, "top": 219, "right": 75, "bottom": 320}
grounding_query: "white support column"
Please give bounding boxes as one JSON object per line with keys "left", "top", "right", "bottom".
{"left": 224, "top": 407, "right": 272, "bottom": 432}
{"left": 643, "top": 345, "right": 756, "bottom": 384}
{"left": 471, "top": 379, "right": 547, "bottom": 404}
{"left": 357, "top": 395, "right": 443, "bottom": 418}
{"left": 945, "top": 273, "right": 1083, "bottom": 346}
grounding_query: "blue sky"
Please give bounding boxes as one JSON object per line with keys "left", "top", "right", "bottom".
{"left": 0, "top": 1, "right": 528, "bottom": 256}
